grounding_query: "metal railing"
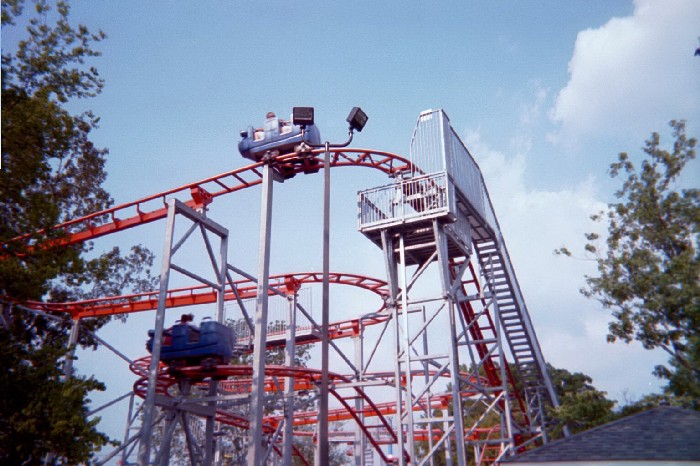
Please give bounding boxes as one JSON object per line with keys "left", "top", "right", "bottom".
{"left": 358, "top": 172, "right": 451, "bottom": 230}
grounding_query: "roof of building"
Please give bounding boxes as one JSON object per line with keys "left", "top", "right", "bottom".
{"left": 503, "top": 406, "right": 700, "bottom": 463}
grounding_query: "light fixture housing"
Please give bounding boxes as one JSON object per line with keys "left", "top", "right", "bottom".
{"left": 346, "top": 107, "right": 368, "bottom": 132}
{"left": 292, "top": 107, "right": 315, "bottom": 127}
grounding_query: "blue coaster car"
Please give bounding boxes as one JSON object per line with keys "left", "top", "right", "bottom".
{"left": 238, "top": 116, "right": 321, "bottom": 163}
{"left": 147, "top": 318, "right": 234, "bottom": 369}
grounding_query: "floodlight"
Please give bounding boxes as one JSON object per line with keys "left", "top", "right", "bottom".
{"left": 346, "top": 107, "right": 368, "bottom": 132}
{"left": 292, "top": 107, "right": 315, "bottom": 127}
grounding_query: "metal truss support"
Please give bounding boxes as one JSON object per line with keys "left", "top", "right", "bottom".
{"left": 369, "top": 212, "right": 531, "bottom": 465}
{"left": 434, "top": 222, "right": 469, "bottom": 466}
{"left": 137, "top": 198, "right": 230, "bottom": 466}
{"left": 353, "top": 332, "right": 366, "bottom": 466}
{"left": 380, "top": 230, "right": 407, "bottom": 465}
{"left": 63, "top": 317, "right": 80, "bottom": 379}
{"left": 122, "top": 393, "right": 139, "bottom": 465}
{"left": 379, "top": 220, "right": 471, "bottom": 466}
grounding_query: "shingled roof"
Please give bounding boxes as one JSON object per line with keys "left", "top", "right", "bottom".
{"left": 502, "top": 406, "right": 700, "bottom": 463}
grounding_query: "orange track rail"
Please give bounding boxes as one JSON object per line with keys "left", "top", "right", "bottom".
{"left": 3, "top": 149, "right": 411, "bottom": 251}
{"left": 25, "top": 271, "right": 390, "bottom": 320}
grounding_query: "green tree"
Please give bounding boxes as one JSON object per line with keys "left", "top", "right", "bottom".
{"left": 558, "top": 121, "right": 699, "bottom": 403}
{"left": 0, "top": 323, "right": 112, "bottom": 464}
{"left": 547, "top": 364, "right": 615, "bottom": 436}
{"left": 1, "top": 0, "right": 156, "bottom": 463}
{"left": 290, "top": 422, "right": 351, "bottom": 466}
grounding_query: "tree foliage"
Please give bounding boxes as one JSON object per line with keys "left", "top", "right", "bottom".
{"left": 547, "top": 364, "right": 615, "bottom": 436}
{"left": 0, "top": 315, "right": 113, "bottom": 464}
{"left": 559, "top": 120, "right": 699, "bottom": 403}
{"left": 1, "top": 0, "right": 146, "bottom": 304}
{"left": 291, "top": 423, "right": 351, "bottom": 466}
{"left": 1, "top": 0, "right": 156, "bottom": 463}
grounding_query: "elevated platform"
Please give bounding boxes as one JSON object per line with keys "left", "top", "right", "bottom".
{"left": 358, "top": 172, "right": 475, "bottom": 265}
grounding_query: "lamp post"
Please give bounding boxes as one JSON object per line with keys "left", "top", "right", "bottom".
{"left": 293, "top": 107, "right": 367, "bottom": 465}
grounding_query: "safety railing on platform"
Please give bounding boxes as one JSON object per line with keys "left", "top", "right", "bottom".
{"left": 358, "top": 172, "right": 451, "bottom": 230}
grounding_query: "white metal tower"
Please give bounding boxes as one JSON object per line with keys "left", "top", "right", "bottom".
{"left": 358, "top": 109, "right": 559, "bottom": 465}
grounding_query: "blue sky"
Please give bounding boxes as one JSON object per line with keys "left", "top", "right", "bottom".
{"left": 4, "top": 0, "right": 700, "bottom": 457}
{"left": 56, "top": 0, "right": 696, "bottom": 196}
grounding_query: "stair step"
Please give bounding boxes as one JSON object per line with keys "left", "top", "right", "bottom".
{"left": 508, "top": 334, "right": 528, "bottom": 341}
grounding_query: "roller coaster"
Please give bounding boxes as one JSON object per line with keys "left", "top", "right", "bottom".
{"left": 6, "top": 109, "right": 561, "bottom": 465}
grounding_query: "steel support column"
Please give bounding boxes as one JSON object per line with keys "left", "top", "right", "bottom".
{"left": 398, "top": 233, "right": 417, "bottom": 459}
{"left": 63, "top": 318, "right": 80, "bottom": 379}
{"left": 353, "top": 332, "right": 366, "bottom": 466}
{"left": 138, "top": 199, "right": 178, "bottom": 466}
{"left": 380, "top": 230, "right": 407, "bottom": 465}
{"left": 120, "top": 393, "right": 138, "bottom": 466}
{"left": 204, "top": 380, "right": 218, "bottom": 465}
{"left": 320, "top": 141, "right": 331, "bottom": 465}
{"left": 283, "top": 291, "right": 298, "bottom": 466}
{"left": 247, "top": 161, "right": 276, "bottom": 465}
{"left": 434, "top": 222, "right": 468, "bottom": 465}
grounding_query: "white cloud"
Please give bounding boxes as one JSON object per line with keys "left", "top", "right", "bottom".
{"left": 519, "top": 82, "right": 548, "bottom": 127}
{"left": 550, "top": 0, "right": 700, "bottom": 145}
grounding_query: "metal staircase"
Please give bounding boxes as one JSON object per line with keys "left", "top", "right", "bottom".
{"left": 473, "top": 237, "right": 555, "bottom": 434}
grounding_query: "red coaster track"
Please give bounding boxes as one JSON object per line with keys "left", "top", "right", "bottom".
{"left": 4, "top": 149, "right": 411, "bottom": 249}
